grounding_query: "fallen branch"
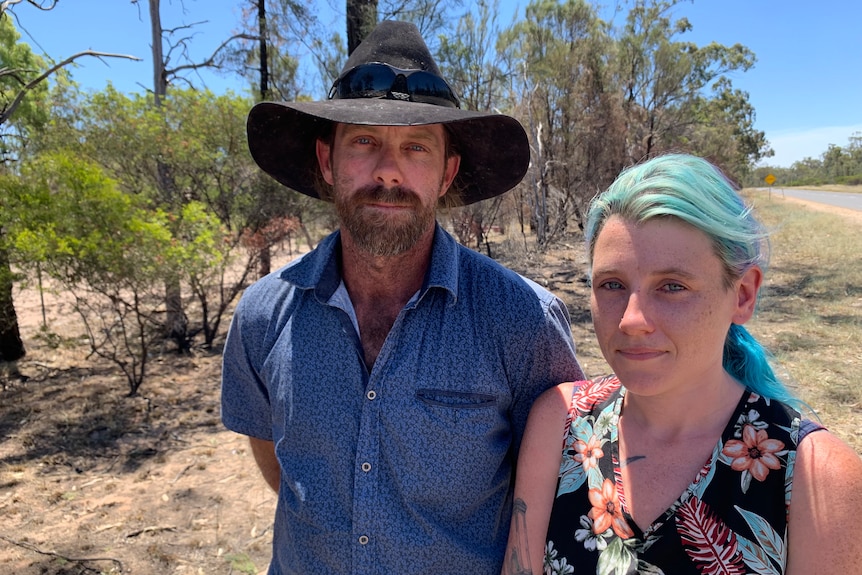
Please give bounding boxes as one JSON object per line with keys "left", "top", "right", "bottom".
{"left": 0, "top": 534, "right": 124, "bottom": 572}
{"left": 126, "top": 525, "right": 177, "bottom": 538}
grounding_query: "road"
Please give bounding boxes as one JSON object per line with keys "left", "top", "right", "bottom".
{"left": 764, "top": 188, "right": 862, "bottom": 212}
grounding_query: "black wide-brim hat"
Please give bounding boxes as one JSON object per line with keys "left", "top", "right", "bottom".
{"left": 246, "top": 20, "right": 530, "bottom": 206}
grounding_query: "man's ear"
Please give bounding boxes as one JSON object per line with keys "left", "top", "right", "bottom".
{"left": 439, "top": 154, "right": 461, "bottom": 198}
{"left": 732, "top": 266, "right": 763, "bottom": 325}
{"left": 316, "top": 138, "right": 334, "bottom": 186}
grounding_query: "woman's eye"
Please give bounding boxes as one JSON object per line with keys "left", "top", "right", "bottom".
{"left": 599, "top": 280, "right": 624, "bottom": 290}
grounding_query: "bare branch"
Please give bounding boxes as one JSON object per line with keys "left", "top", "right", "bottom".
{"left": 0, "top": 50, "right": 142, "bottom": 126}
{"left": 165, "top": 33, "right": 258, "bottom": 79}
{"left": 1, "top": 0, "right": 59, "bottom": 17}
{"left": 0, "top": 67, "right": 29, "bottom": 86}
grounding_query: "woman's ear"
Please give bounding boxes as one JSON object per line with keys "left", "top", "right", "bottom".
{"left": 732, "top": 266, "right": 763, "bottom": 325}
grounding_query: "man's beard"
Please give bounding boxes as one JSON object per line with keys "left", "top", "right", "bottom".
{"left": 334, "top": 184, "right": 437, "bottom": 257}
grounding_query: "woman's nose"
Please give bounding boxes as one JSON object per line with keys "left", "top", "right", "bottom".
{"left": 619, "top": 292, "right": 653, "bottom": 333}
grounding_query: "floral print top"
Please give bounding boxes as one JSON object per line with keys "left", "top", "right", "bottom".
{"left": 544, "top": 375, "right": 821, "bottom": 575}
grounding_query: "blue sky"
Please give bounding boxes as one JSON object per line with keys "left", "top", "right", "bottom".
{"left": 10, "top": 0, "right": 862, "bottom": 168}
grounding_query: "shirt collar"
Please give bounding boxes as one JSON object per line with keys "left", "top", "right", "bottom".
{"left": 278, "top": 223, "right": 460, "bottom": 305}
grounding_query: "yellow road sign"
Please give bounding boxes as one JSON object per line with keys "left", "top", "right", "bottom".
{"left": 764, "top": 173, "right": 776, "bottom": 185}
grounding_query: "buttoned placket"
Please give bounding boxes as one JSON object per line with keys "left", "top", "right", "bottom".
{"left": 350, "top": 293, "right": 421, "bottom": 574}
{"left": 352, "top": 337, "right": 383, "bottom": 572}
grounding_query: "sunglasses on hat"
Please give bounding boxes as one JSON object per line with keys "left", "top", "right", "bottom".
{"left": 328, "top": 62, "right": 461, "bottom": 109}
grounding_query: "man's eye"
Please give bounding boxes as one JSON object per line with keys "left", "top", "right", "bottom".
{"left": 599, "top": 280, "right": 623, "bottom": 290}
{"left": 661, "top": 283, "right": 686, "bottom": 292}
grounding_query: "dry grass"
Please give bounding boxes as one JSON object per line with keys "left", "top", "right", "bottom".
{"left": 744, "top": 191, "right": 862, "bottom": 451}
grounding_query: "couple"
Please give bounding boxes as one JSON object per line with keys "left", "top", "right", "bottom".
{"left": 221, "top": 21, "right": 862, "bottom": 575}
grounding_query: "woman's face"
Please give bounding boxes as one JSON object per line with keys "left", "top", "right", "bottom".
{"left": 589, "top": 215, "right": 760, "bottom": 398}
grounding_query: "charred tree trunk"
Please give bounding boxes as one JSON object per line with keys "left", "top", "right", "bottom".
{"left": 257, "top": 0, "right": 273, "bottom": 278}
{"left": 347, "top": 0, "right": 378, "bottom": 54}
{"left": 150, "top": 0, "right": 189, "bottom": 351}
{"left": 0, "top": 243, "right": 25, "bottom": 363}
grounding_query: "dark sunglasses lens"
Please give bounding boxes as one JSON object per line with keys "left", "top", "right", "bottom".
{"left": 334, "top": 64, "right": 396, "bottom": 99}
{"left": 403, "top": 73, "right": 458, "bottom": 107}
{"left": 332, "top": 64, "right": 459, "bottom": 108}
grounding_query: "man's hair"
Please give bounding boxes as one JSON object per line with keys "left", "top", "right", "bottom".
{"left": 585, "top": 153, "right": 802, "bottom": 408}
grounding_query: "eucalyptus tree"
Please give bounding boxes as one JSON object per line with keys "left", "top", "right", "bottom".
{"left": 220, "top": 0, "right": 322, "bottom": 276}
{"left": 680, "top": 77, "right": 771, "bottom": 180}
{"left": 38, "top": 86, "right": 268, "bottom": 349}
{"left": 433, "top": 0, "right": 515, "bottom": 254}
{"left": 143, "top": 0, "right": 258, "bottom": 350}
{"left": 501, "top": 0, "right": 626, "bottom": 246}
{"left": 0, "top": 12, "right": 137, "bottom": 364}
{"left": 615, "top": 0, "right": 764, "bottom": 172}
{"left": 0, "top": 15, "right": 47, "bottom": 362}
{"left": 5, "top": 154, "right": 190, "bottom": 394}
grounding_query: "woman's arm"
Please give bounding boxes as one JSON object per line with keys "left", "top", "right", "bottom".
{"left": 502, "top": 382, "right": 575, "bottom": 575}
{"left": 787, "top": 430, "right": 862, "bottom": 574}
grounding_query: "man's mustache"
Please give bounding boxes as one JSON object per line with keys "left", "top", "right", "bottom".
{"left": 352, "top": 185, "right": 421, "bottom": 207}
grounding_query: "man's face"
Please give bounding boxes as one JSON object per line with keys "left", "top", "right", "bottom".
{"left": 316, "top": 123, "right": 460, "bottom": 256}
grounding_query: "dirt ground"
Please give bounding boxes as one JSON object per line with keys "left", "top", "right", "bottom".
{"left": 0, "top": 261, "right": 285, "bottom": 574}
{"left": 0, "top": 194, "right": 858, "bottom": 574}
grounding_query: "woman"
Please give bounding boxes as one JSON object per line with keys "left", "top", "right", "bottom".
{"left": 502, "top": 154, "right": 862, "bottom": 575}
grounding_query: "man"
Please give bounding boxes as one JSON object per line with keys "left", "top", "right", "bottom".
{"left": 221, "top": 20, "right": 585, "bottom": 575}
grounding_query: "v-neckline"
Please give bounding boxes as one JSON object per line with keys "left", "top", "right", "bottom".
{"left": 611, "top": 387, "right": 752, "bottom": 537}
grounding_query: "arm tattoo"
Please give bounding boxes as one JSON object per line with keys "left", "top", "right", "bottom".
{"left": 503, "top": 498, "right": 533, "bottom": 575}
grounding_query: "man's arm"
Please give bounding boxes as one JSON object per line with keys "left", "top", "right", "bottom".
{"left": 248, "top": 437, "right": 280, "bottom": 493}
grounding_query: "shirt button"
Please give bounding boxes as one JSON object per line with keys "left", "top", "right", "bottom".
{"left": 366, "top": 390, "right": 377, "bottom": 400}
{"left": 361, "top": 462, "right": 371, "bottom": 472}
{"left": 358, "top": 535, "right": 369, "bottom": 545}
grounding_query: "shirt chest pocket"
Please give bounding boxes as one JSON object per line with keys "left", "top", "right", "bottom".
{"left": 415, "top": 388, "right": 498, "bottom": 408}
{"left": 411, "top": 388, "right": 507, "bottom": 467}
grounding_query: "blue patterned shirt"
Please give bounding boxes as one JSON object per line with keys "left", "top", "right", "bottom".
{"left": 221, "top": 224, "right": 584, "bottom": 575}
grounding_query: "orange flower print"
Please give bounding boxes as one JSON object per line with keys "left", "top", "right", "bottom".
{"left": 573, "top": 435, "right": 604, "bottom": 471}
{"left": 588, "top": 478, "right": 634, "bottom": 539}
{"left": 722, "top": 424, "right": 785, "bottom": 482}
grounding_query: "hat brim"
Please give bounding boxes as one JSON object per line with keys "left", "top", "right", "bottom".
{"left": 247, "top": 99, "right": 530, "bottom": 206}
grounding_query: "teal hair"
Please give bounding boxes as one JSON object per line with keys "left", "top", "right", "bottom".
{"left": 585, "top": 154, "right": 801, "bottom": 407}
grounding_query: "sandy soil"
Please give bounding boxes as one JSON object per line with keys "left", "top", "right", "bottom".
{"left": 1, "top": 276, "right": 279, "bottom": 574}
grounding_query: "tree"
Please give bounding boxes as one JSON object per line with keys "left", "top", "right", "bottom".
{"left": 615, "top": 0, "right": 766, "bottom": 171}
{"left": 435, "top": 0, "right": 515, "bottom": 255}
{"left": 7, "top": 154, "right": 178, "bottom": 394}
{"left": 0, "top": 8, "right": 139, "bottom": 365}
{"left": 0, "top": 15, "right": 46, "bottom": 362}
{"left": 141, "top": 0, "right": 259, "bottom": 350}
{"left": 37, "top": 86, "right": 274, "bottom": 349}
{"left": 347, "top": 0, "right": 377, "bottom": 54}
{"left": 502, "top": 0, "right": 625, "bottom": 245}
{"left": 233, "top": 0, "right": 314, "bottom": 276}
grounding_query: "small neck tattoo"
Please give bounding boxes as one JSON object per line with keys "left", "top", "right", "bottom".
{"left": 621, "top": 455, "right": 646, "bottom": 467}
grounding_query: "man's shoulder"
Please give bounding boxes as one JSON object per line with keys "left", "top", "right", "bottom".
{"left": 454, "top": 242, "right": 556, "bottom": 302}
{"left": 242, "top": 231, "right": 339, "bottom": 302}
